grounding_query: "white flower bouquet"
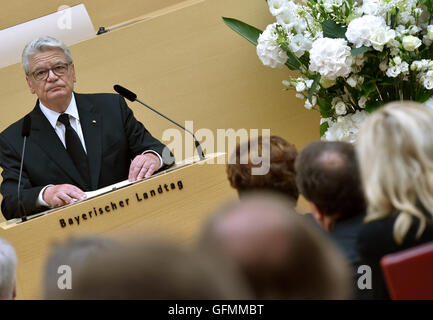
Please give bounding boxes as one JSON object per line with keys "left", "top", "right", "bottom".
{"left": 224, "top": 0, "right": 433, "bottom": 142}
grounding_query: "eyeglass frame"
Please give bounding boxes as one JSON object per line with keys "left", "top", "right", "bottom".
{"left": 29, "top": 62, "right": 73, "bottom": 81}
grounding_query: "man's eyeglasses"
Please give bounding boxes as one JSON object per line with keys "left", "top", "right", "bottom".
{"left": 30, "top": 62, "right": 72, "bottom": 81}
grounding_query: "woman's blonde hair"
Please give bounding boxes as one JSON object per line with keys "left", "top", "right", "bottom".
{"left": 356, "top": 101, "right": 433, "bottom": 245}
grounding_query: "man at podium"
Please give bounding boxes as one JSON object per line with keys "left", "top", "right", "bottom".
{"left": 0, "top": 36, "right": 172, "bottom": 220}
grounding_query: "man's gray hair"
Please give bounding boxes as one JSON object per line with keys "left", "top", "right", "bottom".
{"left": 22, "top": 36, "right": 73, "bottom": 75}
{"left": 0, "top": 238, "right": 17, "bottom": 300}
{"left": 43, "top": 236, "right": 117, "bottom": 299}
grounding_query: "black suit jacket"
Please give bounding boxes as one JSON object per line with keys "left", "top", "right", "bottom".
{"left": 0, "top": 93, "right": 172, "bottom": 220}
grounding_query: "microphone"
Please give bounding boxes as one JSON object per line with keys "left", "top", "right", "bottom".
{"left": 18, "top": 114, "right": 31, "bottom": 222}
{"left": 114, "top": 84, "right": 205, "bottom": 161}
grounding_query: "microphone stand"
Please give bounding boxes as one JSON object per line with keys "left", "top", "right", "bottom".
{"left": 135, "top": 98, "right": 205, "bottom": 161}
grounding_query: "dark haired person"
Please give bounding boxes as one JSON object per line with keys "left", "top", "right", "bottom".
{"left": 295, "top": 141, "right": 370, "bottom": 299}
{"left": 227, "top": 135, "right": 298, "bottom": 204}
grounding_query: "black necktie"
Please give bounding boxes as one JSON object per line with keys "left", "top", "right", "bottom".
{"left": 57, "top": 113, "right": 90, "bottom": 189}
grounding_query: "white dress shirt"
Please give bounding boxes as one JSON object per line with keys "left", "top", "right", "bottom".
{"left": 36, "top": 94, "right": 163, "bottom": 207}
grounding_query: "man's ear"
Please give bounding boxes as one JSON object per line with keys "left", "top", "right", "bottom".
{"left": 71, "top": 64, "right": 76, "bottom": 83}
{"left": 309, "top": 202, "right": 325, "bottom": 224}
{"left": 26, "top": 76, "right": 36, "bottom": 94}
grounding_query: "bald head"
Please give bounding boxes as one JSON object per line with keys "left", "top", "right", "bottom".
{"left": 208, "top": 198, "right": 293, "bottom": 271}
{"left": 199, "top": 194, "right": 352, "bottom": 299}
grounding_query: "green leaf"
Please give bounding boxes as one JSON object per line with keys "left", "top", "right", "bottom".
{"left": 416, "top": 91, "right": 432, "bottom": 103}
{"left": 320, "top": 122, "right": 330, "bottom": 137}
{"left": 391, "top": 8, "right": 399, "bottom": 29}
{"left": 308, "top": 74, "right": 321, "bottom": 103}
{"left": 365, "top": 100, "right": 381, "bottom": 113}
{"left": 362, "top": 81, "right": 377, "bottom": 96}
{"left": 322, "top": 20, "right": 347, "bottom": 39}
{"left": 299, "top": 52, "right": 310, "bottom": 67}
{"left": 318, "top": 97, "right": 334, "bottom": 118}
{"left": 351, "top": 46, "right": 372, "bottom": 56}
{"left": 285, "top": 50, "right": 302, "bottom": 70}
{"left": 222, "top": 17, "right": 262, "bottom": 46}
{"left": 285, "top": 61, "right": 297, "bottom": 70}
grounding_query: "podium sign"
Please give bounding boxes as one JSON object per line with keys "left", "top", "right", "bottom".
{"left": 0, "top": 153, "right": 236, "bottom": 299}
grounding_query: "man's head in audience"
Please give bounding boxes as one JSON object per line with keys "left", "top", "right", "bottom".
{"left": 295, "top": 141, "right": 366, "bottom": 232}
{"left": 227, "top": 135, "right": 299, "bottom": 203}
{"left": 57, "top": 238, "right": 251, "bottom": 299}
{"left": 43, "top": 236, "right": 117, "bottom": 299}
{"left": 0, "top": 238, "right": 17, "bottom": 300}
{"left": 198, "top": 194, "right": 352, "bottom": 299}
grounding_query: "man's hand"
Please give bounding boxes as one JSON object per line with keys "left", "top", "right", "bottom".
{"left": 43, "top": 184, "right": 87, "bottom": 207}
{"left": 128, "top": 153, "right": 160, "bottom": 182}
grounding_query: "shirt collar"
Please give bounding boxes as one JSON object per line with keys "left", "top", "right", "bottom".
{"left": 39, "top": 94, "right": 79, "bottom": 128}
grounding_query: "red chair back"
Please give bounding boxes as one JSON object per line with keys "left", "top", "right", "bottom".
{"left": 381, "top": 241, "right": 433, "bottom": 299}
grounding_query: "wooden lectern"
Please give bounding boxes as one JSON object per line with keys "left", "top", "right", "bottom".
{"left": 0, "top": 153, "right": 236, "bottom": 299}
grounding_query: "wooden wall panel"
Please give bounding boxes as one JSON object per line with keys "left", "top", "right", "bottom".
{"left": 0, "top": 0, "right": 186, "bottom": 30}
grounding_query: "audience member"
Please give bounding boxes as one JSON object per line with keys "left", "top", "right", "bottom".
{"left": 356, "top": 101, "right": 433, "bottom": 299}
{"left": 198, "top": 194, "right": 352, "bottom": 299}
{"left": 0, "top": 238, "right": 17, "bottom": 300}
{"left": 43, "top": 236, "right": 117, "bottom": 299}
{"left": 295, "top": 141, "right": 369, "bottom": 299}
{"left": 57, "top": 238, "right": 251, "bottom": 299}
{"left": 227, "top": 135, "right": 298, "bottom": 203}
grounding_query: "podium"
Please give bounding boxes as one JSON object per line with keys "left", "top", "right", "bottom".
{"left": 0, "top": 153, "right": 236, "bottom": 299}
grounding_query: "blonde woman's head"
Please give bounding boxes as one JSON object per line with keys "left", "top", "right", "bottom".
{"left": 356, "top": 101, "right": 433, "bottom": 244}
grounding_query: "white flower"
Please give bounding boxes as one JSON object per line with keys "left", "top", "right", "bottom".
{"left": 323, "top": 110, "right": 369, "bottom": 143}
{"left": 304, "top": 96, "right": 317, "bottom": 109}
{"left": 393, "top": 56, "right": 402, "bottom": 65}
{"left": 427, "top": 25, "right": 433, "bottom": 41}
{"left": 358, "top": 96, "right": 368, "bottom": 109}
{"left": 346, "top": 76, "right": 357, "bottom": 88}
{"left": 423, "top": 36, "right": 432, "bottom": 47}
{"left": 386, "top": 65, "right": 401, "bottom": 78}
{"left": 309, "top": 38, "right": 353, "bottom": 80}
{"left": 289, "top": 34, "right": 312, "bottom": 58}
{"left": 424, "top": 78, "right": 433, "bottom": 90}
{"left": 400, "top": 62, "right": 409, "bottom": 73}
{"left": 305, "top": 79, "right": 314, "bottom": 88}
{"left": 402, "top": 35, "right": 422, "bottom": 51}
{"left": 268, "top": 0, "right": 288, "bottom": 16}
{"left": 411, "top": 61, "right": 423, "bottom": 71}
{"left": 370, "top": 28, "right": 396, "bottom": 51}
{"left": 296, "top": 81, "right": 307, "bottom": 92}
{"left": 275, "top": 2, "right": 310, "bottom": 35}
{"left": 361, "top": 0, "right": 384, "bottom": 16}
{"left": 408, "top": 25, "right": 421, "bottom": 35}
{"left": 295, "top": 93, "right": 305, "bottom": 99}
{"left": 335, "top": 101, "right": 347, "bottom": 115}
{"left": 256, "top": 23, "right": 288, "bottom": 68}
{"left": 346, "top": 15, "right": 394, "bottom": 51}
